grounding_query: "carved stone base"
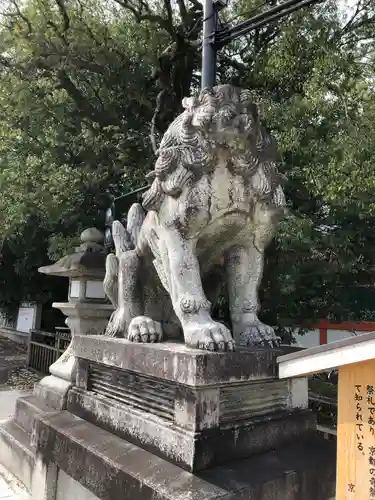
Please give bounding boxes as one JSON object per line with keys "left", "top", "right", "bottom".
{"left": 71, "top": 336, "right": 315, "bottom": 471}
{"left": 49, "top": 302, "right": 113, "bottom": 383}
{"left": 34, "top": 376, "right": 72, "bottom": 410}
{"left": 34, "top": 410, "right": 336, "bottom": 500}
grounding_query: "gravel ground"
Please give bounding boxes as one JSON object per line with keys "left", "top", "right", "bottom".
{"left": 3, "top": 369, "right": 42, "bottom": 392}
{"left": 0, "top": 335, "right": 42, "bottom": 392}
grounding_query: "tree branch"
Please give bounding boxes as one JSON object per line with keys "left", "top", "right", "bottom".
{"left": 113, "top": 0, "right": 175, "bottom": 35}
{"left": 260, "top": 23, "right": 281, "bottom": 48}
{"left": 176, "top": 0, "right": 189, "bottom": 26}
{"left": 163, "top": 0, "right": 174, "bottom": 33}
{"left": 339, "top": 0, "right": 375, "bottom": 37}
{"left": 10, "top": 0, "right": 33, "bottom": 34}
{"left": 54, "top": 0, "right": 70, "bottom": 32}
{"left": 218, "top": 52, "right": 248, "bottom": 73}
{"left": 56, "top": 70, "right": 121, "bottom": 127}
{"left": 0, "top": 55, "right": 12, "bottom": 68}
{"left": 341, "top": 0, "right": 363, "bottom": 34}
{"left": 187, "top": 0, "right": 203, "bottom": 9}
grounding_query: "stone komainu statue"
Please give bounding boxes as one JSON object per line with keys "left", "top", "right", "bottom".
{"left": 103, "top": 84, "right": 286, "bottom": 351}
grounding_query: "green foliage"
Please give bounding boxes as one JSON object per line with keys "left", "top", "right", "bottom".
{"left": 221, "top": 0, "right": 375, "bottom": 327}
{"left": 0, "top": 0, "right": 375, "bottom": 331}
{"left": 0, "top": 0, "right": 160, "bottom": 305}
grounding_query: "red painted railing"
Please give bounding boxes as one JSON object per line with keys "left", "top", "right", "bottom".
{"left": 314, "top": 321, "right": 375, "bottom": 346}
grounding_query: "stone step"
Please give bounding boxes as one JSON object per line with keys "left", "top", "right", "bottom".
{"left": 35, "top": 410, "right": 336, "bottom": 500}
{"left": 15, "top": 395, "right": 57, "bottom": 435}
{"left": 0, "top": 420, "right": 35, "bottom": 492}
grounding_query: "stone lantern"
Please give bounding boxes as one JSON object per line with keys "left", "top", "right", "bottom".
{"left": 37, "top": 228, "right": 113, "bottom": 408}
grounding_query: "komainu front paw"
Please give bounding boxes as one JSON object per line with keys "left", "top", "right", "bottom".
{"left": 236, "top": 321, "right": 280, "bottom": 348}
{"left": 128, "top": 316, "right": 163, "bottom": 343}
{"left": 184, "top": 320, "right": 235, "bottom": 352}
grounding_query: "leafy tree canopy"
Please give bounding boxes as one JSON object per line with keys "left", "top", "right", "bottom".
{"left": 0, "top": 0, "right": 374, "bottom": 331}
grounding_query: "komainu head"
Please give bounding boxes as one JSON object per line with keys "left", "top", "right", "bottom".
{"left": 143, "top": 84, "right": 284, "bottom": 211}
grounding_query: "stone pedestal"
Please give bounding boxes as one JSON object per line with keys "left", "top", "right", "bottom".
{"left": 69, "top": 336, "right": 314, "bottom": 471}
{"left": 0, "top": 338, "right": 336, "bottom": 500}
{"left": 33, "top": 303, "right": 113, "bottom": 411}
{"left": 48, "top": 302, "right": 113, "bottom": 383}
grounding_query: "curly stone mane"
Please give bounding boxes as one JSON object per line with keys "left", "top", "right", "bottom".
{"left": 143, "top": 84, "right": 286, "bottom": 212}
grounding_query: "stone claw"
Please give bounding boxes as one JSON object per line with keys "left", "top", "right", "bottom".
{"left": 270, "top": 336, "right": 281, "bottom": 348}
{"left": 128, "top": 316, "right": 163, "bottom": 343}
{"left": 185, "top": 320, "right": 235, "bottom": 352}
{"left": 237, "top": 321, "right": 279, "bottom": 348}
{"left": 227, "top": 341, "right": 235, "bottom": 352}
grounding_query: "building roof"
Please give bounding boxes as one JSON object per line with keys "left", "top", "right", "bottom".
{"left": 278, "top": 331, "right": 375, "bottom": 378}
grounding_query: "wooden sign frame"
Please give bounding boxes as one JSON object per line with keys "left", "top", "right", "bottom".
{"left": 278, "top": 332, "right": 375, "bottom": 500}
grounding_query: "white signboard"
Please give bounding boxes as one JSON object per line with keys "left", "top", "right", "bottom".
{"left": 16, "top": 304, "right": 36, "bottom": 333}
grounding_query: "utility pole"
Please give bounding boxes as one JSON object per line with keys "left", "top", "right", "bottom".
{"left": 201, "top": 0, "right": 219, "bottom": 89}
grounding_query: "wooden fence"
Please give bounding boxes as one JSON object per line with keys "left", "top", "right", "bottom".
{"left": 27, "top": 329, "right": 71, "bottom": 374}
{"left": 309, "top": 373, "right": 337, "bottom": 439}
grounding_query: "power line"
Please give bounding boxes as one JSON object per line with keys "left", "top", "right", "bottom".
{"left": 222, "top": 0, "right": 271, "bottom": 26}
{"left": 215, "top": 0, "right": 324, "bottom": 46}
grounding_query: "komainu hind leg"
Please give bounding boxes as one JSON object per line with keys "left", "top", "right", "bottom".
{"left": 103, "top": 215, "right": 142, "bottom": 337}
{"left": 105, "top": 248, "right": 143, "bottom": 337}
{"left": 104, "top": 204, "right": 163, "bottom": 342}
